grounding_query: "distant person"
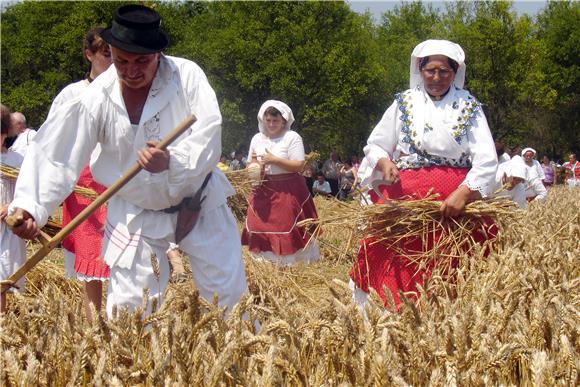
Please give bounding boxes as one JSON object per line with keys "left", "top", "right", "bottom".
{"left": 494, "top": 155, "right": 527, "bottom": 208}
{"left": 541, "top": 155, "right": 556, "bottom": 186}
{"left": 217, "top": 154, "right": 229, "bottom": 172}
{"left": 322, "top": 151, "right": 341, "bottom": 196}
{"left": 312, "top": 172, "right": 332, "bottom": 197}
{"left": 338, "top": 160, "right": 358, "bottom": 200}
{"left": 302, "top": 162, "right": 315, "bottom": 195}
{"left": 242, "top": 100, "right": 320, "bottom": 266}
{"left": 563, "top": 153, "right": 579, "bottom": 188}
{"left": 8, "top": 112, "right": 36, "bottom": 157}
{"left": 521, "top": 148, "right": 547, "bottom": 201}
{"left": 1, "top": 104, "right": 26, "bottom": 313}
{"left": 229, "top": 150, "right": 246, "bottom": 171}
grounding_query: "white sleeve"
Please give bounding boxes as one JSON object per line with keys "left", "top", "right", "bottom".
{"left": 9, "top": 102, "right": 99, "bottom": 226}
{"left": 531, "top": 179, "right": 548, "bottom": 201}
{"left": 462, "top": 109, "right": 498, "bottom": 197}
{"left": 247, "top": 135, "right": 257, "bottom": 162}
{"left": 286, "top": 132, "right": 305, "bottom": 161}
{"left": 363, "top": 100, "right": 399, "bottom": 170}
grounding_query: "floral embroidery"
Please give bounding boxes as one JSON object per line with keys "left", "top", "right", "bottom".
{"left": 450, "top": 97, "right": 480, "bottom": 145}
{"left": 394, "top": 90, "right": 479, "bottom": 170}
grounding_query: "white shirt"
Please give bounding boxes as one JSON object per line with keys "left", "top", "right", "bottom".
{"left": 9, "top": 128, "right": 36, "bottom": 157}
{"left": 10, "top": 55, "right": 234, "bottom": 269}
{"left": 358, "top": 85, "right": 498, "bottom": 197}
{"left": 494, "top": 156, "right": 527, "bottom": 208}
{"left": 247, "top": 130, "right": 304, "bottom": 175}
{"left": 312, "top": 180, "right": 331, "bottom": 194}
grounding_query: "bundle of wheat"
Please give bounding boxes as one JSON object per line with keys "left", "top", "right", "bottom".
{"left": 300, "top": 195, "right": 517, "bottom": 272}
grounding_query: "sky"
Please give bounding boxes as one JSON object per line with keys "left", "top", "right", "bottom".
{"left": 348, "top": 0, "right": 549, "bottom": 22}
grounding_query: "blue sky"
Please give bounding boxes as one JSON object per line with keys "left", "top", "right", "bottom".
{"left": 348, "top": 1, "right": 548, "bottom": 22}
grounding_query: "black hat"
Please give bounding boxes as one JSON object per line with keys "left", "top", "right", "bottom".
{"left": 101, "top": 4, "right": 168, "bottom": 54}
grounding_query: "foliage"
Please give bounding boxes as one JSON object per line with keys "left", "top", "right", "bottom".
{"left": 1, "top": 0, "right": 578, "bottom": 160}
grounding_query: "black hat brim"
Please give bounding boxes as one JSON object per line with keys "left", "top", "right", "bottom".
{"left": 101, "top": 28, "right": 168, "bottom": 54}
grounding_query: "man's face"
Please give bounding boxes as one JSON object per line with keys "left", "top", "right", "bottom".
{"left": 570, "top": 154, "right": 577, "bottom": 164}
{"left": 317, "top": 175, "right": 325, "bottom": 183}
{"left": 10, "top": 115, "right": 25, "bottom": 134}
{"left": 111, "top": 46, "right": 160, "bottom": 91}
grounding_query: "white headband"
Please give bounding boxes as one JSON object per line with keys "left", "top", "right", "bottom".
{"left": 410, "top": 39, "right": 466, "bottom": 89}
{"left": 257, "top": 100, "right": 295, "bottom": 134}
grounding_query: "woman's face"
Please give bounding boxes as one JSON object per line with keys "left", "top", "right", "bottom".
{"left": 263, "top": 114, "right": 285, "bottom": 137}
{"left": 523, "top": 151, "right": 535, "bottom": 164}
{"left": 86, "top": 46, "right": 112, "bottom": 77}
{"left": 543, "top": 155, "right": 550, "bottom": 164}
{"left": 420, "top": 55, "right": 456, "bottom": 97}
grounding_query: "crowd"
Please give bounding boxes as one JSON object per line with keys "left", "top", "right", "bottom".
{"left": 1, "top": 5, "right": 577, "bottom": 319}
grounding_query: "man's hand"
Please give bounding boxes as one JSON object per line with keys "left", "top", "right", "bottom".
{"left": 376, "top": 157, "right": 400, "bottom": 183}
{"left": 137, "top": 141, "right": 170, "bottom": 173}
{"left": 0, "top": 204, "right": 8, "bottom": 222}
{"left": 9, "top": 208, "right": 40, "bottom": 240}
{"left": 440, "top": 185, "right": 478, "bottom": 218}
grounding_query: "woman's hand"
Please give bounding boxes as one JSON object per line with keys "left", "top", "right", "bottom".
{"left": 137, "top": 141, "right": 170, "bottom": 173}
{"left": 440, "top": 185, "right": 479, "bottom": 218}
{"left": 260, "top": 149, "right": 278, "bottom": 166}
{"left": 376, "top": 157, "right": 400, "bottom": 183}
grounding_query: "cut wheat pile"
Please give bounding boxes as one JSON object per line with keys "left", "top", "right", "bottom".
{"left": 1, "top": 186, "right": 578, "bottom": 385}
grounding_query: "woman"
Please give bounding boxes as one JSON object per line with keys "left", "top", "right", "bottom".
{"left": 1, "top": 104, "right": 25, "bottom": 313}
{"left": 338, "top": 160, "right": 358, "bottom": 200}
{"left": 48, "top": 28, "right": 112, "bottom": 320}
{"left": 541, "top": 155, "right": 556, "bottom": 186}
{"left": 242, "top": 100, "right": 320, "bottom": 265}
{"left": 350, "top": 40, "right": 498, "bottom": 309}
{"left": 521, "top": 148, "right": 547, "bottom": 201}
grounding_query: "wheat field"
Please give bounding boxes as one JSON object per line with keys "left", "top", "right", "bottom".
{"left": 1, "top": 186, "right": 578, "bottom": 386}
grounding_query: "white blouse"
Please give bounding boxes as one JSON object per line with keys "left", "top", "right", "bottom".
{"left": 359, "top": 85, "right": 498, "bottom": 197}
{"left": 247, "top": 130, "right": 305, "bottom": 175}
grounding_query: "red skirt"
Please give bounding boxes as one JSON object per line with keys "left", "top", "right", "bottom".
{"left": 350, "top": 166, "right": 495, "bottom": 309}
{"left": 62, "top": 164, "right": 109, "bottom": 278}
{"left": 242, "top": 173, "right": 318, "bottom": 255}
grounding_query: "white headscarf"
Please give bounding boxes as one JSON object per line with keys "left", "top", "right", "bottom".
{"left": 257, "top": 100, "right": 295, "bottom": 134}
{"left": 507, "top": 155, "right": 527, "bottom": 180}
{"left": 521, "top": 147, "right": 536, "bottom": 157}
{"left": 410, "top": 39, "right": 466, "bottom": 90}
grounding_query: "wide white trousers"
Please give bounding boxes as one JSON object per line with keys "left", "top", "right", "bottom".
{"left": 106, "top": 204, "right": 248, "bottom": 318}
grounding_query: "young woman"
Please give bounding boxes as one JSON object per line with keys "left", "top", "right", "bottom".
{"left": 48, "top": 28, "right": 112, "bottom": 320}
{"left": 242, "top": 100, "right": 320, "bottom": 266}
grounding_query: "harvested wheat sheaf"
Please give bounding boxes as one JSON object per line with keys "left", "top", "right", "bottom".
{"left": 1, "top": 187, "right": 578, "bottom": 386}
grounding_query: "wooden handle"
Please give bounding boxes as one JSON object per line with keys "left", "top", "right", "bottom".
{"left": 1, "top": 114, "right": 197, "bottom": 294}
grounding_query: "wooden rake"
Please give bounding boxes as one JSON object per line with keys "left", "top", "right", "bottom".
{"left": 1, "top": 114, "right": 197, "bottom": 295}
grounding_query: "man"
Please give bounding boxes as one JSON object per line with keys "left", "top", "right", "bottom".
{"left": 9, "top": 5, "right": 248, "bottom": 317}
{"left": 312, "top": 172, "right": 332, "bottom": 197}
{"left": 8, "top": 112, "right": 36, "bottom": 157}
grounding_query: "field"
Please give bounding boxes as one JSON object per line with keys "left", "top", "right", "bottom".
{"left": 1, "top": 186, "right": 578, "bottom": 386}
